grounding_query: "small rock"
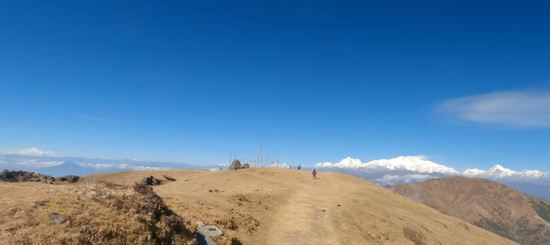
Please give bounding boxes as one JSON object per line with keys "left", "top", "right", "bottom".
{"left": 369, "top": 232, "right": 377, "bottom": 239}
{"left": 198, "top": 225, "right": 223, "bottom": 237}
{"left": 196, "top": 224, "right": 223, "bottom": 245}
{"left": 56, "top": 175, "right": 80, "bottom": 183}
{"left": 163, "top": 175, "right": 176, "bottom": 181}
{"left": 50, "top": 214, "right": 65, "bottom": 224}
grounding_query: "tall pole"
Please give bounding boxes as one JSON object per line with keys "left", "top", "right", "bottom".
{"left": 260, "top": 144, "right": 264, "bottom": 167}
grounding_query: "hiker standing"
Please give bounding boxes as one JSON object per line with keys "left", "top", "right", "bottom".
{"left": 312, "top": 169, "right": 317, "bottom": 179}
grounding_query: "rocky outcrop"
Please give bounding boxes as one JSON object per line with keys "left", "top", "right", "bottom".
{"left": 0, "top": 170, "right": 55, "bottom": 183}
{"left": 241, "top": 163, "right": 250, "bottom": 169}
{"left": 141, "top": 176, "right": 162, "bottom": 185}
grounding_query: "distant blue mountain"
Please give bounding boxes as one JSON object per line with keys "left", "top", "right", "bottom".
{"left": 36, "top": 162, "right": 96, "bottom": 177}
{"left": 504, "top": 182, "right": 550, "bottom": 201}
{"left": 0, "top": 154, "right": 209, "bottom": 177}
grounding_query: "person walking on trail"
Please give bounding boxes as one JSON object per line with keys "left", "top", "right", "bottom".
{"left": 312, "top": 169, "right": 317, "bottom": 180}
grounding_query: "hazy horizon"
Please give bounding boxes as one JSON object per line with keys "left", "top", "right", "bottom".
{"left": 2, "top": 1, "right": 550, "bottom": 172}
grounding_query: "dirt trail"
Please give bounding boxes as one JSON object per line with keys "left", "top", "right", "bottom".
{"left": 267, "top": 178, "right": 339, "bottom": 245}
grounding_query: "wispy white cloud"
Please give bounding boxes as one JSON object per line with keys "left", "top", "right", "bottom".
{"left": 132, "top": 158, "right": 152, "bottom": 162}
{"left": 4, "top": 148, "right": 56, "bottom": 156}
{"left": 374, "top": 174, "right": 435, "bottom": 186}
{"left": 77, "top": 163, "right": 116, "bottom": 169}
{"left": 15, "top": 159, "right": 63, "bottom": 167}
{"left": 439, "top": 90, "right": 550, "bottom": 127}
{"left": 133, "top": 165, "right": 167, "bottom": 171}
{"left": 76, "top": 162, "right": 167, "bottom": 171}
{"left": 271, "top": 162, "right": 293, "bottom": 169}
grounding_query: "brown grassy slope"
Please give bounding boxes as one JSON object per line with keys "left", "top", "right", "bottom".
{"left": 392, "top": 176, "right": 550, "bottom": 245}
{"left": 89, "top": 168, "right": 519, "bottom": 245}
{"left": 0, "top": 181, "right": 194, "bottom": 245}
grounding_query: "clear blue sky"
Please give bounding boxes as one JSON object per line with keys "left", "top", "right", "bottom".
{"left": 1, "top": 1, "right": 549, "bottom": 171}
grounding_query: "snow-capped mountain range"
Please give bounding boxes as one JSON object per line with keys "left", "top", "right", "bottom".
{"left": 317, "top": 156, "right": 459, "bottom": 174}
{"left": 316, "top": 156, "right": 549, "bottom": 181}
{"left": 464, "top": 164, "right": 549, "bottom": 179}
{"left": 313, "top": 156, "right": 550, "bottom": 200}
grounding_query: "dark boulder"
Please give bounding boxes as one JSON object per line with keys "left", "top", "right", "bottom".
{"left": 141, "top": 176, "right": 162, "bottom": 186}
{"left": 56, "top": 175, "right": 80, "bottom": 183}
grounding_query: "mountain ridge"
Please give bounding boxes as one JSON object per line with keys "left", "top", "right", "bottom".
{"left": 392, "top": 176, "right": 550, "bottom": 245}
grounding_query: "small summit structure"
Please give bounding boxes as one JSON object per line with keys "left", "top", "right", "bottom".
{"left": 228, "top": 160, "right": 242, "bottom": 170}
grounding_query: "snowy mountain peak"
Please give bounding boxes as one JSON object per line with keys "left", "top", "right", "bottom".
{"left": 490, "top": 164, "right": 512, "bottom": 172}
{"left": 316, "top": 156, "right": 459, "bottom": 174}
{"left": 463, "top": 165, "right": 548, "bottom": 180}
{"left": 488, "top": 164, "right": 516, "bottom": 178}
{"left": 366, "top": 156, "right": 459, "bottom": 174}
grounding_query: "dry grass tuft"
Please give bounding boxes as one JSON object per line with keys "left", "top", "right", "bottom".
{"left": 0, "top": 181, "right": 195, "bottom": 245}
{"left": 231, "top": 237, "right": 244, "bottom": 245}
{"left": 403, "top": 227, "right": 426, "bottom": 245}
